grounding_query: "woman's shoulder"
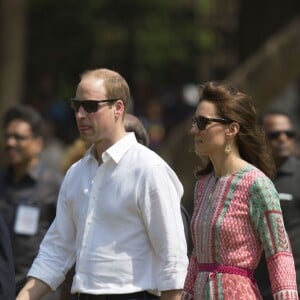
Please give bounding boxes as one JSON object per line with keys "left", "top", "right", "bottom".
{"left": 238, "top": 164, "right": 272, "bottom": 183}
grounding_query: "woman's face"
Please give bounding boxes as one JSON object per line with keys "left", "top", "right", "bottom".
{"left": 191, "top": 100, "right": 229, "bottom": 157}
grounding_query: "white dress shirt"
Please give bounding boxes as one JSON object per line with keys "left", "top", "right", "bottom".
{"left": 28, "top": 133, "right": 188, "bottom": 294}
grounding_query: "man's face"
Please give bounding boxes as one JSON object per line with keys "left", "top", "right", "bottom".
{"left": 262, "top": 114, "right": 295, "bottom": 161}
{"left": 4, "top": 120, "right": 43, "bottom": 166}
{"left": 74, "top": 77, "right": 123, "bottom": 145}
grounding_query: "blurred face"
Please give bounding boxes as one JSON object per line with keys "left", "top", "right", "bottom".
{"left": 73, "top": 76, "right": 124, "bottom": 146}
{"left": 4, "top": 120, "right": 43, "bottom": 166}
{"left": 191, "top": 100, "right": 229, "bottom": 157}
{"left": 262, "top": 114, "right": 295, "bottom": 160}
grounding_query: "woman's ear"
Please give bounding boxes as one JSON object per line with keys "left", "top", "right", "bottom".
{"left": 226, "top": 122, "right": 240, "bottom": 136}
{"left": 231, "top": 122, "right": 240, "bottom": 135}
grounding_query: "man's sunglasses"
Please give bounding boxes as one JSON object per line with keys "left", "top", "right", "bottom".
{"left": 69, "top": 98, "right": 118, "bottom": 113}
{"left": 192, "top": 115, "right": 232, "bottom": 130}
{"left": 266, "top": 130, "right": 296, "bottom": 140}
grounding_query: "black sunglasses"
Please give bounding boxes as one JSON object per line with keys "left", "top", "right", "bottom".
{"left": 266, "top": 130, "right": 296, "bottom": 140}
{"left": 192, "top": 115, "right": 232, "bottom": 130}
{"left": 69, "top": 98, "right": 119, "bottom": 113}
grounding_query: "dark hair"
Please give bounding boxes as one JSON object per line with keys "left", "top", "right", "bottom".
{"left": 124, "top": 113, "right": 149, "bottom": 146}
{"left": 258, "top": 109, "right": 292, "bottom": 126}
{"left": 196, "top": 81, "right": 275, "bottom": 179}
{"left": 3, "top": 105, "right": 44, "bottom": 137}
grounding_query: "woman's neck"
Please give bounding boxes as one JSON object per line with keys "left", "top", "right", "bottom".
{"left": 210, "top": 153, "right": 247, "bottom": 178}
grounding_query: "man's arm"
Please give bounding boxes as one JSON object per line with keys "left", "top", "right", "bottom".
{"left": 16, "top": 277, "right": 51, "bottom": 300}
{"left": 161, "top": 289, "right": 182, "bottom": 300}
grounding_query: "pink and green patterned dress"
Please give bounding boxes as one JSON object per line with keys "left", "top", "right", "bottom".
{"left": 182, "top": 164, "right": 298, "bottom": 300}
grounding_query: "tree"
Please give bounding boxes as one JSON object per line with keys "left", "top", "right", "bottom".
{"left": 229, "top": 16, "right": 300, "bottom": 111}
{"left": 0, "top": 0, "right": 27, "bottom": 166}
{"left": 0, "top": 0, "right": 27, "bottom": 112}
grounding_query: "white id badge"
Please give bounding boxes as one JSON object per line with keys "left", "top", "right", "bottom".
{"left": 14, "top": 205, "right": 40, "bottom": 235}
{"left": 279, "top": 193, "right": 293, "bottom": 201}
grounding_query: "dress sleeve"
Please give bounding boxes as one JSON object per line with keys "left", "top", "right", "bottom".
{"left": 249, "top": 175, "right": 299, "bottom": 299}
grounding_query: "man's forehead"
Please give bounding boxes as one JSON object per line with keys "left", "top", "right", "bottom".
{"left": 76, "top": 78, "right": 106, "bottom": 97}
{"left": 6, "top": 119, "right": 32, "bottom": 131}
{"left": 264, "top": 115, "right": 292, "bottom": 128}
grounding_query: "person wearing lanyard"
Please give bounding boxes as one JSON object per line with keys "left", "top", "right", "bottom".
{"left": 182, "top": 81, "right": 298, "bottom": 299}
{"left": 0, "top": 105, "right": 63, "bottom": 296}
{"left": 17, "top": 68, "right": 188, "bottom": 300}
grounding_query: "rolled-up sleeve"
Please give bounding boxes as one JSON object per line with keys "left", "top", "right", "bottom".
{"left": 28, "top": 176, "right": 77, "bottom": 290}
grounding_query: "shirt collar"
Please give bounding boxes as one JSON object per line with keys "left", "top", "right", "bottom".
{"left": 103, "top": 132, "right": 138, "bottom": 164}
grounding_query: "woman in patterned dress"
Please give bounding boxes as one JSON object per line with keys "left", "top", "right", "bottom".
{"left": 182, "top": 81, "right": 298, "bottom": 300}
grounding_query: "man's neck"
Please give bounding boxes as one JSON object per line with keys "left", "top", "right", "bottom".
{"left": 94, "top": 130, "right": 127, "bottom": 163}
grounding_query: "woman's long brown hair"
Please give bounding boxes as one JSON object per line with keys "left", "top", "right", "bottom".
{"left": 195, "top": 81, "right": 275, "bottom": 179}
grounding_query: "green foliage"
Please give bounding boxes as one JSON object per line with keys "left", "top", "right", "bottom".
{"left": 27, "top": 0, "right": 218, "bottom": 97}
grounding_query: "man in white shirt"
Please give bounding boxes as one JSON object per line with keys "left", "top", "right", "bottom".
{"left": 17, "top": 68, "right": 188, "bottom": 300}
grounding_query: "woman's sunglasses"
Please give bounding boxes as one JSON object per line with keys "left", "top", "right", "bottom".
{"left": 266, "top": 130, "right": 296, "bottom": 140}
{"left": 192, "top": 115, "right": 232, "bottom": 130}
{"left": 69, "top": 98, "right": 118, "bottom": 113}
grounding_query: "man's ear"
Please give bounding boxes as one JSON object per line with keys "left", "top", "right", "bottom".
{"left": 114, "top": 99, "right": 125, "bottom": 119}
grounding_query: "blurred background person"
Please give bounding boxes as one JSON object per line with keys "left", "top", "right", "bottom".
{"left": 255, "top": 110, "right": 300, "bottom": 298}
{"left": 0, "top": 105, "right": 63, "bottom": 299}
{"left": 39, "top": 115, "right": 66, "bottom": 171}
{"left": 140, "top": 97, "right": 166, "bottom": 151}
{"left": 124, "top": 113, "right": 150, "bottom": 146}
{"left": 0, "top": 214, "right": 15, "bottom": 299}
